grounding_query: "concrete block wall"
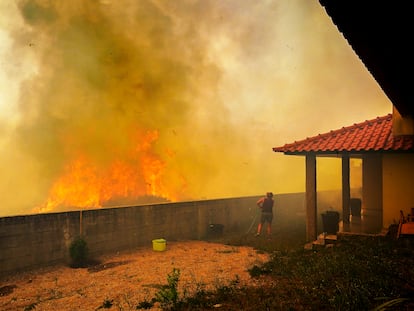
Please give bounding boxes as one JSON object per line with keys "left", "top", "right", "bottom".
{"left": 0, "top": 196, "right": 262, "bottom": 277}
{"left": 0, "top": 212, "right": 80, "bottom": 276}
{"left": 0, "top": 191, "right": 350, "bottom": 277}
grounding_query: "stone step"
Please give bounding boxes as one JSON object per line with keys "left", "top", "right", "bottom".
{"left": 304, "top": 233, "right": 338, "bottom": 250}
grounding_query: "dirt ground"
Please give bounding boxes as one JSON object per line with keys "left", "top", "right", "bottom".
{"left": 0, "top": 240, "right": 270, "bottom": 311}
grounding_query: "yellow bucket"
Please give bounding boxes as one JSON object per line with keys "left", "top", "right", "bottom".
{"left": 152, "top": 238, "right": 166, "bottom": 251}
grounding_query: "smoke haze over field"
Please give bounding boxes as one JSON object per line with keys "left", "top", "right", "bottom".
{"left": 0, "top": 0, "right": 391, "bottom": 216}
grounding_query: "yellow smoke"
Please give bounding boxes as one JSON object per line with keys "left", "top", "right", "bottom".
{"left": 0, "top": 0, "right": 391, "bottom": 216}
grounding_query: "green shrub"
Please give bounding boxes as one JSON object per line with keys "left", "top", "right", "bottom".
{"left": 69, "top": 236, "right": 89, "bottom": 268}
{"left": 154, "top": 268, "right": 181, "bottom": 309}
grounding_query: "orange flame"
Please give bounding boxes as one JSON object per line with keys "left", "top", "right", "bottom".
{"left": 35, "top": 129, "right": 183, "bottom": 213}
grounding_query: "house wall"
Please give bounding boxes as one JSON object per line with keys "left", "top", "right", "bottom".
{"left": 392, "top": 107, "right": 414, "bottom": 136}
{"left": 383, "top": 153, "right": 414, "bottom": 227}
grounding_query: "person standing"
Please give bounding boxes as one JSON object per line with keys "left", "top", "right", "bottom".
{"left": 255, "top": 192, "right": 274, "bottom": 237}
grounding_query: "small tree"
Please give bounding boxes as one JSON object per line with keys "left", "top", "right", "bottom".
{"left": 69, "top": 236, "right": 89, "bottom": 268}
{"left": 155, "top": 268, "right": 181, "bottom": 309}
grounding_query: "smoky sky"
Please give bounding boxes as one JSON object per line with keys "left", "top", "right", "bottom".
{"left": 0, "top": 0, "right": 391, "bottom": 216}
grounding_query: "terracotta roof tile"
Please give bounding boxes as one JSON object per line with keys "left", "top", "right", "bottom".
{"left": 273, "top": 114, "right": 414, "bottom": 155}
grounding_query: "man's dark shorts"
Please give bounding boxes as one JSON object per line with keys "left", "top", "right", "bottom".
{"left": 260, "top": 212, "right": 273, "bottom": 224}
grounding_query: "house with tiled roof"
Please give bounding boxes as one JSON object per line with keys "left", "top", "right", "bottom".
{"left": 272, "top": 1, "right": 414, "bottom": 242}
{"left": 273, "top": 114, "right": 414, "bottom": 241}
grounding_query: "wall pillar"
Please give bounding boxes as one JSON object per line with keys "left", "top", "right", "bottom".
{"left": 362, "top": 154, "right": 383, "bottom": 233}
{"left": 306, "top": 154, "right": 317, "bottom": 241}
{"left": 342, "top": 155, "right": 351, "bottom": 226}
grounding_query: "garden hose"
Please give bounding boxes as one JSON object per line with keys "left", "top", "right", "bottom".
{"left": 245, "top": 207, "right": 260, "bottom": 235}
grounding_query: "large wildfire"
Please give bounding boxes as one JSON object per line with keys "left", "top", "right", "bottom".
{"left": 35, "top": 128, "right": 186, "bottom": 213}
{"left": 9, "top": 0, "right": 212, "bottom": 213}
{"left": 0, "top": 1, "right": 392, "bottom": 216}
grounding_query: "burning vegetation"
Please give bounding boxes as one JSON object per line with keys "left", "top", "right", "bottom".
{"left": 34, "top": 128, "right": 185, "bottom": 213}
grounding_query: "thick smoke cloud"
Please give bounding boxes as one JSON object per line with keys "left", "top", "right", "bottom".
{"left": 0, "top": 0, "right": 391, "bottom": 216}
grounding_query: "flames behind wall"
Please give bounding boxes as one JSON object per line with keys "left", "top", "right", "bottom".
{"left": 0, "top": 0, "right": 391, "bottom": 216}
{"left": 10, "top": 0, "right": 264, "bottom": 213}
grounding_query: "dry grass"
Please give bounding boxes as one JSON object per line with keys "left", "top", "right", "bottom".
{"left": 2, "top": 225, "right": 412, "bottom": 311}
{"left": 0, "top": 240, "right": 269, "bottom": 311}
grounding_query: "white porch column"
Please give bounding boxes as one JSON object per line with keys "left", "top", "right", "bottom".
{"left": 306, "top": 154, "right": 317, "bottom": 241}
{"left": 342, "top": 155, "right": 351, "bottom": 227}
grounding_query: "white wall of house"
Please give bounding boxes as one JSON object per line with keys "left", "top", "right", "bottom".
{"left": 382, "top": 153, "right": 414, "bottom": 227}
{"left": 392, "top": 108, "right": 414, "bottom": 136}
